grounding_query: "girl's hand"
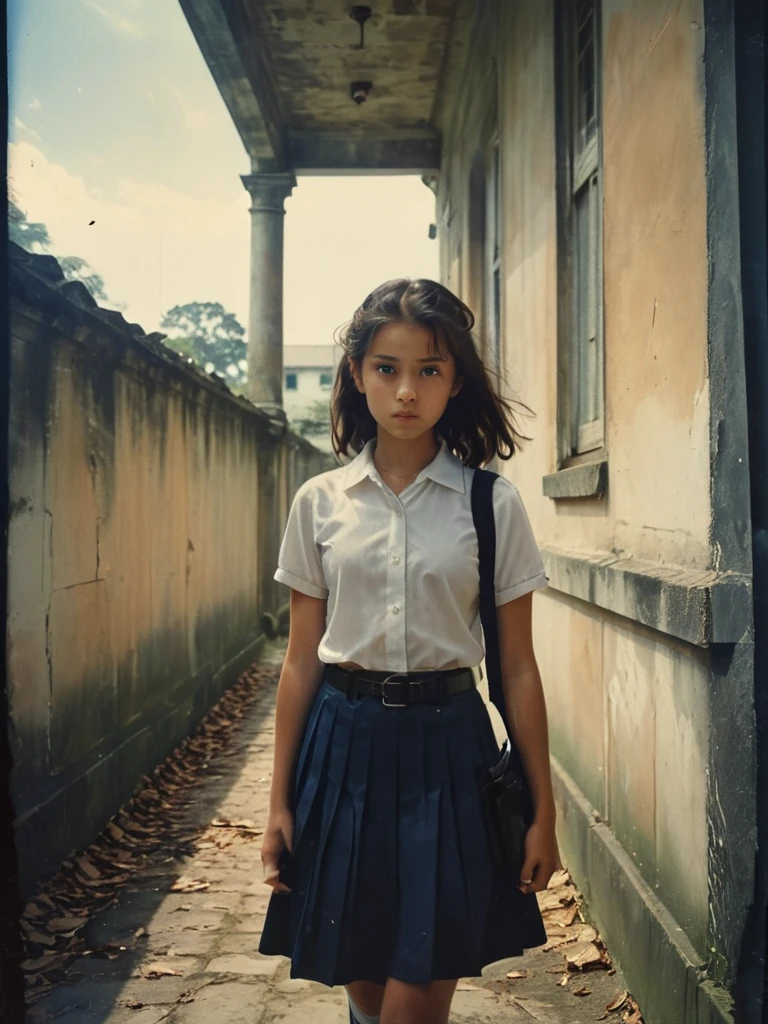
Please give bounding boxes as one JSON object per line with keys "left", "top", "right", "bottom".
{"left": 261, "top": 806, "right": 295, "bottom": 894}
{"left": 517, "top": 817, "right": 564, "bottom": 894}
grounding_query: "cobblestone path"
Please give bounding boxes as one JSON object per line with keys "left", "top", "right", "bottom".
{"left": 23, "top": 640, "right": 637, "bottom": 1024}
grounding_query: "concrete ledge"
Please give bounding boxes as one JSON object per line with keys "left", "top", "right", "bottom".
{"left": 543, "top": 459, "right": 608, "bottom": 499}
{"left": 288, "top": 130, "right": 441, "bottom": 173}
{"left": 541, "top": 546, "right": 752, "bottom": 646}
{"left": 551, "top": 755, "right": 734, "bottom": 1024}
{"left": 12, "top": 631, "right": 267, "bottom": 899}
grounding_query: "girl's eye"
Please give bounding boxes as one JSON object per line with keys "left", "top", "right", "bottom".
{"left": 375, "top": 365, "right": 440, "bottom": 376}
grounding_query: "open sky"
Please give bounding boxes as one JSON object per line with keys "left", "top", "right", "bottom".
{"left": 7, "top": 0, "right": 439, "bottom": 346}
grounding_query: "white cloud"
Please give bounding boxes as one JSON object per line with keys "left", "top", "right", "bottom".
{"left": 28, "top": 98, "right": 42, "bottom": 112}
{"left": 14, "top": 117, "right": 42, "bottom": 142}
{"left": 171, "top": 88, "right": 217, "bottom": 134}
{"left": 82, "top": 0, "right": 146, "bottom": 39}
{"left": 8, "top": 140, "right": 250, "bottom": 334}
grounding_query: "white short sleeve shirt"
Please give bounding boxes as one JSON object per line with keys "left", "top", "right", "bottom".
{"left": 274, "top": 436, "right": 549, "bottom": 672}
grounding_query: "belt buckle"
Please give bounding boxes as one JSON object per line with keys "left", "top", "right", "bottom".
{"left": 380, "top": 672, "right": 411, "bottom": 707}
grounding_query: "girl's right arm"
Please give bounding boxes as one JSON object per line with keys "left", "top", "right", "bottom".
{"left": 261, "top": 587, "right": 328, "bottom": 893}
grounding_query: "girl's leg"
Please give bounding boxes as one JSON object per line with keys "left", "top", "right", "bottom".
{"left": 345, "top": 981, "right": 385, "bottom": 1022}
{"left": 379, "top": 978, "right": 459, "bottom": 1024}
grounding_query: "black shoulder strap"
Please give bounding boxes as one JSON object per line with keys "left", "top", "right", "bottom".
{"left": 470, "top": 466, "right": 511, "bottom": 737}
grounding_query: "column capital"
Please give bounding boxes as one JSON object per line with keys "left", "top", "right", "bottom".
{"left": 240, "top": 172, "right": 296, "bottom": 214}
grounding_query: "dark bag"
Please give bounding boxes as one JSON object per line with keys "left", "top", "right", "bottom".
{"left": 470, "top": 467, "right": 535, "bottom": 882}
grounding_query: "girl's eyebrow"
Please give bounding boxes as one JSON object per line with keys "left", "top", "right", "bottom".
{"left": 371, "top": 353, "right": 447, "bottom": 363}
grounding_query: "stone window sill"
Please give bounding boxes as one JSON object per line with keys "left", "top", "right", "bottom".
{"left": 543, "top": 459, "right": 608, "bottom": 500}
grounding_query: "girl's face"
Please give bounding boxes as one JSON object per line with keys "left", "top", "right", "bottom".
{"left": 349, "top": 321, "right": 463, "bottom": 441}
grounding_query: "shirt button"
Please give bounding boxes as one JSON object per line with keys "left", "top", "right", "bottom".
{"left": 392, "top": 605, "right": 400, "bottom": 615}
{"left": 392, "top": 555, "right": 401, "bottom": 565}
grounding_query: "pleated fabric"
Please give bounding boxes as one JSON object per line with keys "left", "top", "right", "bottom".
{"left": 257, "top": 667, "right": 547, "bottom": 987}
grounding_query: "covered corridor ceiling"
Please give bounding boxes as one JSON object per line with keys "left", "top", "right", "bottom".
{"left": 178, "top": 0, "right": 473, "bottom": 174}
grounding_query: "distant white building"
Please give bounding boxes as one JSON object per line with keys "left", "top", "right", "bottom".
{"left": 283, "top": 345, "right": 345, "bottom": 454}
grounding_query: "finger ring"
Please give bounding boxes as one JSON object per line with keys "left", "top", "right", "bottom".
{"left": 521, "top": 878, "right": 532, "bottom": 884}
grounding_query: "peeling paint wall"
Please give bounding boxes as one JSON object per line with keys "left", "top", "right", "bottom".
{"left": 7, "top": 294, "right": 331, "bottom": 896}
{"left": 436, "top": 0, "right": 753, "bottom": 992}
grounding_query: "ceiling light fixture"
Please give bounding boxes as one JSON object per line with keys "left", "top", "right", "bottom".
{"left": 350, "top": 5, "right": 372, "bottom": 49}
{"left": 350, "top": 80, "right": 372, "bottom": 105}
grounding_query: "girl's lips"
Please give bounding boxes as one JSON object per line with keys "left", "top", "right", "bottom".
{"left": 394, "top": 413, "right": 418, "bottom": 419}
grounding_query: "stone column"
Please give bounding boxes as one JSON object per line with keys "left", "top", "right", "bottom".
{"left": 240, "top": 172, "right": 296, "bottom": 415}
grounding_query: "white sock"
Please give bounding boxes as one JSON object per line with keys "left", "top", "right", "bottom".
{"left": 348, "top": 992, "right": 381, "bottom": 1024}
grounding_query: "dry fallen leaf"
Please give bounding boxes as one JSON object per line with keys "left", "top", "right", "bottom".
{"left": 24, "top": 930, "right": 57, "bottom": 948}
{"left": 22, "top": 953, "right": 71, "bottom": 972}
{"left": 546, "top": 869, "right": 571, "bottom": 888}
{"left": 47, "top": 917, "right": 87, "bottom": 933}
{"left": 537, "top": 890, "right": 574, "bottom": 913}
{"left": 141, "top": 962, "right": 183, "bottom": 978}
{"left": 76, "top": 855, "right": 101, "bottom": 880}
{"left": 505, "top": 970, "right": 528, "bottom": 979}
{"left": 573, "top": 984, "right": 592, "bottom": 996}
{"left": 595, "top": 990, "right": 631, "bottom": 1018}
{"left": 210, "top": 817, "right": 260, "bottom": 831}
{"left": 545, "top": 903, "right": 581, "bottom": 928}
{"left": 169, "top": 877, "right": 210, "bottom": 893}
{"left": 566, "top": 941, "right": 611, "bottom": 971}
{"left": 607, "top": 990, "right": 629, "bottom": 1012}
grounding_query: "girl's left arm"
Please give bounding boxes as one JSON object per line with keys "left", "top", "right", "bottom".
{"left": 497, "top": 590, "right": 563, "bottom": 890}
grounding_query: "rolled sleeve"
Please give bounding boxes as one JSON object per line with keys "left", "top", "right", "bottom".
{"left": 273, "top": 481, "right": 329, "bottom": 599}
{"left": 492, "top": 478, "right": 549, "bottom": 606}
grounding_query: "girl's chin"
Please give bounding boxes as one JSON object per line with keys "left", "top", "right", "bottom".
{"left": 376, "top": 421, "right": 436, "bottom": 442}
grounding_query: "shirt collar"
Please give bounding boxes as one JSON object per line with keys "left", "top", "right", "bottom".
{"left": 340, "top": 435, "right": 466, "bottom": 494}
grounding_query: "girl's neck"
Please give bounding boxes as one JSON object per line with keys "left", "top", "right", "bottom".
{"left": 372, "top": 431, "right": 441, "bottom": 479}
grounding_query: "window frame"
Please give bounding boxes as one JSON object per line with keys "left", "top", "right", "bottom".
{"left": 555, "top": 0, "right": 606, "bottom": 470}
{"left": 285, "top": 371, "right": 298, "bottom": 391}
{"left": 484, "top": 128, "right": 503, "bottom": 375}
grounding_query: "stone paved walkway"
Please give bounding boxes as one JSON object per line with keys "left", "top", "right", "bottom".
{"left": 24, "top": 640, "right": 638, "bottom": 1024}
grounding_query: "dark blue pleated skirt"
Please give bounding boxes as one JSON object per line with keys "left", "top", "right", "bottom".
{"left": 258, "top": 665, "right": 546, "bottom": 987}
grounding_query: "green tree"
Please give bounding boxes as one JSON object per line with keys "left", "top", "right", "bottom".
{"left": 8, "top": 196, "right": 51, "bottom": 251}
{"left": 160, "top": 301, "right": 248, "bottom": 390}
{"left": 289, "top": 399, "right": 332, "bottom": 439}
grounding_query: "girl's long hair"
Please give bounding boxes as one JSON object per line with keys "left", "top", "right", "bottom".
{"left": 329, "top": 278, "right": 533, "bottom": 468}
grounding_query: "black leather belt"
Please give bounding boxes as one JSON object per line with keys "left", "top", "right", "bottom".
{"left": 324, "top": 664, "right": 476, "bottom": 707}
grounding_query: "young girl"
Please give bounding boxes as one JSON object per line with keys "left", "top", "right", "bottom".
{"left": 258, "top": 279, "right": 562, "bottom": 1024}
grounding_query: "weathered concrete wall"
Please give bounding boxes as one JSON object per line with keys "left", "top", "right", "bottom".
{"left": 7, "top": 245, "right": 332, "bottom": 896}
{"left": 435, "top": 0, "right": 754, "bottom": 1015}
{"left": 535, "top": 592, "right": 711, "bottom": 953}
{"left": 438, "top": 0, "right": 713, "bottom": 566}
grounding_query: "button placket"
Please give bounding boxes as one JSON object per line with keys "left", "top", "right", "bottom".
{"left": 385, "top": 497, "right": 408, "bottom": 671}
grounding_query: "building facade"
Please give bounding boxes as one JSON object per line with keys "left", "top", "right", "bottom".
{"left": 283, "top": 344, "right": 345, "bottom": 455}
{"left": 433, "top": 3, "right": 765, "bottom": 1019}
